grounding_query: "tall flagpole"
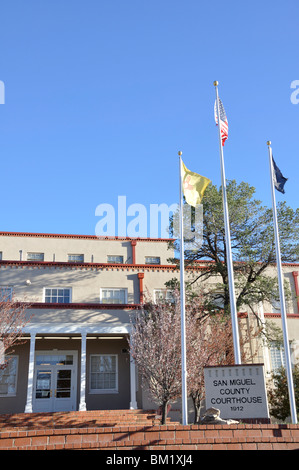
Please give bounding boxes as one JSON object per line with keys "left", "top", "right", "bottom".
{"left": 213, "top": 81, "right": 241, "bottom": 365}
{"left": 267, "top": 141, "right": 297, "bottom": 424}
{"left": 178, "top": 151, "right": 188, "bottom": 425}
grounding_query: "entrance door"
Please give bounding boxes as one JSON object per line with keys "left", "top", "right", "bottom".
{"left": 54, "top": 368, "right": 73, "bottom": 412}
{"left": 33, "top": 351, "right": 77, "bottom": 412}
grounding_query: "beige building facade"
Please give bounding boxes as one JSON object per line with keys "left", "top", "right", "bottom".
{"left": 0, "top": 231, "right": 298, "bottom": 417}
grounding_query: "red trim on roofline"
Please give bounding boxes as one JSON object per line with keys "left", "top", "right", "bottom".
{"left": 0, "top": 260, "right": 181, "bottom": 271}
{"left": 15, "top": 301, "right": 299, "bottom": 316}
{"left": 0, "top": 231, "right": 175, "bottom": 243}
{"left": 191, "top": 259, "right": 299, "bottom": 267}
{"left": 20, "top": 303, "right": 259, "bottom": 316}
{"left": 20, "top": 302, "right": 141, "bottom": 310}
{"left": 263, "top": 312, "right": 299, "bottom": 318}
{"left": 1, "top": 258, "right": 298, "bottom": 271}
{"left": 292, "top": 271, "right": 299, "bottom": 313}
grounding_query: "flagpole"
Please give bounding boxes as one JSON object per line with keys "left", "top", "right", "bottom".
{"left": 178, "top": 151, "right": 188, "bottom": 425}
{"left": 213, "top": 81, "right": 241, "bottom": 365}
{"left": 267, "top": 141, "right": 297, "bottom": 424}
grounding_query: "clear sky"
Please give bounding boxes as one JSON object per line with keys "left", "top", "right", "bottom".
{"left": 0, "top": 0, "right": 298, "bottom": 237}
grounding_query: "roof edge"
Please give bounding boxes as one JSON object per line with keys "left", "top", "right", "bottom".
{"left": 0, "top": 231, "right": 174, "bottom": 242}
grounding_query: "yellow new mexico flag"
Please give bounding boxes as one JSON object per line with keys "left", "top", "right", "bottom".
{"left": 181, "top": 160, "right": 211, "bottom": 207}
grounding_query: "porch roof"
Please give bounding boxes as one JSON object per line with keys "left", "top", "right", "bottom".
{"left": 23, "top": 322, "right": 131, "bottom": 335}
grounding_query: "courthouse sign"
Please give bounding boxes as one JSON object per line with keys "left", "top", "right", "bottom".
{"left": 204, "top": 364, "right": 269, "bottom": 420}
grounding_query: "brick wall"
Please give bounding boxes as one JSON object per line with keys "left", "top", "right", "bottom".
{"left": 1, "top": 423, "right": 299, "bottom": 450}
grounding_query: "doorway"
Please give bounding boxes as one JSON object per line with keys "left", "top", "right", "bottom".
{"left": 33, "top": 351, "right": 77, "bottom": 412}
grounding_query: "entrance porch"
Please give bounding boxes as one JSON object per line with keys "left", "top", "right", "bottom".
{"left": 18, "top": 323, "right": 138, "bottom": 414}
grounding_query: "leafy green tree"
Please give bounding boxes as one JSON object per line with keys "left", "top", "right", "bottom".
{"left": 268, "top": 365, "right": 299, "bottom": 421}
{"left": 169, "top": 180, "right": 299, "bottom": 323}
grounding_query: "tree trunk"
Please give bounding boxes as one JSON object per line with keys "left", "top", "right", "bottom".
{"left": 161, "top": 400, "right": 169, "bottom": 425}
{"left": 192, "top": 396, "right": 201, "bottom": 424}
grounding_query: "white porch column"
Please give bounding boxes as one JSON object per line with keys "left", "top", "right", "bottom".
{"left": 129, "top": 349, "right": 137, "bottom": 409}
{"left": 25, "top": 333, "right": 36, "bottom": 413}
{"left": 79, "top": 332, "right": 87, "bottom": 411}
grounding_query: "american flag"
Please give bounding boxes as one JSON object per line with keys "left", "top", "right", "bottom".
{"left": 214, "top": 97, "right": 228, "bottom": 146}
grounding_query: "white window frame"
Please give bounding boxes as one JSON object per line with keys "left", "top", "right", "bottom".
{"left": 210, "top": 290, "right": 224, "bottom": 309}
{"left": 0, "top": 356, "right": 18, "bottom": 397}
{"left": 269, "top": 341, "right": 294, "bottom": 374}
{"left": 43, "top": 287, "right": 72, "bottom": 303}
{"left": 68, "top": 254, "right": 84, "bottom": 263}
{"left": 0, "top": 286, "right": 13, "bottom": 301}
{"left": 107, "top": 255, "right": 124, "bottom": 264}
{"left": 154, "top": 289, "right": 174, "bottom": 304}
{"left": 89, "top": 354, "right": 118, "bottom": 394}
{"left": 145, "top": 256, "right": 160, "bottom": 265}
{"left": 271, "top": 298, "right": 281, "bottom": 314}
{"left": 100, "top": 288, "right": 127, "bottom": 304}
{"left": 35, "top": 351, "right": 76, "bottom": 366}
{"left": 27, "top": 252, "right": 44, "bottom": 261}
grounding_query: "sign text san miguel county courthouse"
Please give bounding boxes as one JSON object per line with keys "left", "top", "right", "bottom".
{"left": 204, "top": 364, "right": 269, "bottom": 420}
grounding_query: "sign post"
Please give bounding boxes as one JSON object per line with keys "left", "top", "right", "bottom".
{"left": 204, "top": 364, "right": 270, "bottom": 421}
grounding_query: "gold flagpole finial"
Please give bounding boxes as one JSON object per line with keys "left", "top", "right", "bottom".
{"left": 267, "top": 141, "right": 271, "bottom": 146}
{"left": 213, "top": 80, "right": 219, "bottom": 86}
{"left": 178, "top": 151, "right": 182, "bottom": 156}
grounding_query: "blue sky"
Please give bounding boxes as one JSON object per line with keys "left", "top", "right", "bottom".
{"left": 0, "top": 0, "right": 298, "bottom": 237}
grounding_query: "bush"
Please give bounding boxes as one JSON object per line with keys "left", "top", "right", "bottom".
{"left": 267, "top": 364, "right": 299, "bottom": 421}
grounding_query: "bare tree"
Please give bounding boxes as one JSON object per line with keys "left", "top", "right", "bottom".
{"left": 129, "top": 298, "right": 182, "bottom": 424}
{"left": 129, "top": 292, "right": 236, "bottom": 424}
{"left": 0, "top": 294, "right": 30, "bottom": 370}
{"left": 129, "top": 290, "right": 235, "bottom": 424}
{"left": 130, "top": 288, "right": 261, "bottom": 424}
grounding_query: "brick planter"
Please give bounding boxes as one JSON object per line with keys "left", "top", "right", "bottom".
{"left": 0, "top": 422, "right": 299, "bottom": 450}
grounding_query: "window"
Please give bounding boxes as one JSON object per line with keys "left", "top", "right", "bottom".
{"left": 270, "top": 344, "right": 285, "bottom": 373}
{"left": 44, "top": 288, "right": 71, "bottom": 303}
{"left": 0, "top": 287, "right": 13, "bottom": 301}
{"left": 90, "top": 355, "right": 118, "bottom": 392}
{"left": 271, "top": 298, "right": 281, "bottom": 314}
{"left": 210, "top": 291, "right": 224, "bottom": 309}
{"left": 154, "top": 289, "right": 174, "bottom": 304}
{"left": 100, "top": 288, "right": 127, "bottom": 304}
{"left": 0, "top": 252, "right": 2, "bottom": 260}
{"left": 269, "top": 342, "right": 294, "bottom": 374}
{"left": 36, "top": 354, "right": 74, "bottom": 366}
{"left": 107, "top": 255, "right": 124, "bottom": 264}
{"left": 0, "top": 356, "right": 18, "bottom": 396}
{"left": 145, "top": 256, "right": 160, "bottom": 265}
{"left": 27, "top": 252, "right": 44, "bottom": 261}
{"left": 68, "top": 254, "right": 84, "bottom": 263}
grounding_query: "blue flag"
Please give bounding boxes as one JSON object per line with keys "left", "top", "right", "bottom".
{"left": 272, "top": 157, "right": 288, "bottom": 194}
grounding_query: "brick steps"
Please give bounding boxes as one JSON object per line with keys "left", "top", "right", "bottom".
{"left": 0, "top": 422, "right": 299, "bottom": 450}
{"left": 0, "top": 410, "right": 172, "bottom": 431}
